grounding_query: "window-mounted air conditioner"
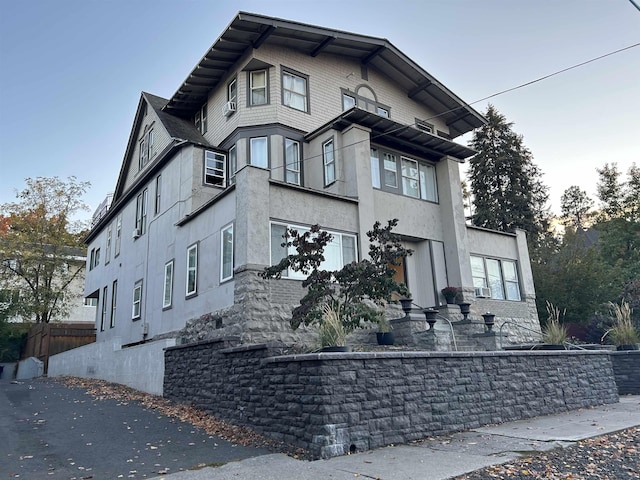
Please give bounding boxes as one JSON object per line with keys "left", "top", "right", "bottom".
{"left": 223, "top": 101, "right": 236, "bottom": 117}
{"left": 132, "top": 228, "right": 141, "bottom": 239}
{"left": 475, "top": 287, "right": 491, "bottom": 298}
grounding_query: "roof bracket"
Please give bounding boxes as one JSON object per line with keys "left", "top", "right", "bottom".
{"left": 362, "top": 45, "right": 385, "bottom": 65}
{"left": 311, "top": 36, "right": 336, "bottom": 57}
{"left": 253, "top": 25, "right": 275, "bottom": 49}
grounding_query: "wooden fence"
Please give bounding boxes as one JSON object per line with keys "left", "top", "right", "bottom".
{"left": 22, "top": 322, "right": 96, "bottom": 373}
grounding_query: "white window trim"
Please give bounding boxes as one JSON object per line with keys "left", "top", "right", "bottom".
{"left": 132, "top": 281, "right": 142, "bottom": 320}
{"left": 250, "top": 137, "right": 269, "bottom": 168}
{"left": 229, "top": 144, "right": 237, "bottom": 184}
{"left": 323, "top": 139, "right": 335, "bottom": 186}
{"left": 204, "top": 150, "right": 226, "bottom": 187}
{"left": 220, "top": 224, "right": 234, "bottom": 282}
{"left": 186, "top": 244, "right": 198, "bottom": 297}
{"left": 163, "top": 260, "right": 174, "bottom": 309}
{"left": 285, "top": 138, "right": 301, "bottom": 185}
{"left": 114, "top": 215, "right": 122, "bottom": 257}
{"left": 110, "top": 280, "right": 117, "bottom": 328}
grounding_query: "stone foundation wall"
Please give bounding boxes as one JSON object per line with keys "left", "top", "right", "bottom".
{"left": 164, "top": 344, "right": 618, "bottom": 459}
{"left": 610, "top": 350, "right": 640, "bottom": 394}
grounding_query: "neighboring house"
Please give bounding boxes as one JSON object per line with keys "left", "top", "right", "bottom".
{"left": 83, "top": 12, "right": 539, "bottom": 350}
{"left": 1, "top": 248, "right": 95, "bottom": 324}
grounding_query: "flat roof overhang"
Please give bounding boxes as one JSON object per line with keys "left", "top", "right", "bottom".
{"left": 306, "top": 108, "right": 477, "bottom": 161}
{"left": 163, "top": 12, "right": 485, "bottom": 138}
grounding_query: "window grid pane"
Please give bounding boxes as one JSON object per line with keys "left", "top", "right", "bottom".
{"left": 370, "top": 148, "right": 381, "bottom": 189}
{"left": 163, "top": 261, "right": 173, "bottom": 308}
{"left": 285, "top": 139, "right": 300, "bottom": 185}
{"left": 383, "top": 153, "right": 397, "bottom": 188}
{"left": 205, "top": 151, "right": 226, "bottom": 186}
{"left": 250, "top": 137, "right": 268, "bottom": 168}
{"left": 221, "top": 225, "right": 234, "bottom": 281}
{"left": 187, "top": 246, "right": 197, "bottom": 296}
{"left": 323, "top": 140, "right": 335, "bottom": 185}
{"left": 283, "top": 72, "right": 307, "bottom": 112}
{"left": 401, "top": 157, "right": 420, "bottom": 198}
{"left": 250, "top": 70, "right": 267, "bottom": 105}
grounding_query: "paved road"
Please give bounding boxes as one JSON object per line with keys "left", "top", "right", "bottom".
{"left": 0, "top": 377, "right": 271, "bottom": 479}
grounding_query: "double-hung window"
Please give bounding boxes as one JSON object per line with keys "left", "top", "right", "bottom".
{"left": 135, "top": 189, "right": 148, "bottom": 236}
{"left": 105, "top": 225, "right": 112, "bottom": 265}
{"left": 250, "top": 137, "right": 268, "bottom": 168}
{"left": 401, "top": 157, "right": 420, "bottom": 198}
{"left": 114, "top": 215, "right": 122, "bottom": 256}
{"left": 228, "top": 145, "right": 237, "bottom": 185}
{"left": 220, "top": 224, "right": 234, "bottom": 282}
{"left": 383, "top": 153, "right": 398, "bottom": 188}
{"left": 323, "top": 139, "right": 335, "bottom": 186}
{"left": 110, "top": 280, "right": 117, "bottom": 328}
{"left": 154, "top": 175, "right": 161, "bottom": 215}
{"left": 163, "top": 260, "right": 173, "bottom": 309}
{"left": 270, "top": 222, "right": 357, "bottom": 280}
{"left": 132, "top": 280, "right": 142, "bottom": 320}
{"left": 282, "top": 69, "right": 308, "bottom": 112}
{"left": 371, "top": 147, "right": 438, "bottom": 202}
{"left": 138, "top": 129, "right": 155, "bottom": 170}
{"left": 195, "top": 103, "right": 208, "bottom": 133}
{"left": 285, "top": 138, "right": 301, "bottom": 185}
{"left": 470, "top": 256, "right": 521, "bottom": 301}
{"left": 186, "top": 244, "right": 198, "bottom": 297}
{"left": 250, "top": 70, "right": 267, "bottom": 106}
{"left": 100, "top": 286, "right": 108, "bottom": 331}
{"left": 204, "top": 151, "right": 226, "bottom": 187}
{"left": 228, "top": 78, "right": 237, "bottom": 105}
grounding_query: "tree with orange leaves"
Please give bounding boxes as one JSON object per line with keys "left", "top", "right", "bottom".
{"left": 0, "top": 176, "right": 90, "bottom": 323}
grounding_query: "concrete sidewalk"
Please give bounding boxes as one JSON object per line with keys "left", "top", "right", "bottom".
{"left": 156, "top": 396, "right": 640, "bottom": 480}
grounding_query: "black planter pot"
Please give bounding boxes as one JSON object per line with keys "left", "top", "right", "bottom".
{"left": 444, "top": 296, "right": 456, "bottom": 305}
{"left": 616, "top": 344, "right": 639, "bottom": 351}
{"left": 376, "top": 332, "right": 395, "bottom": 345}
{"left": 320, "top": 345, "right": 352, "bottom": 352}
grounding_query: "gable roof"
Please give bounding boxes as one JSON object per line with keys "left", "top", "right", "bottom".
{"left": 163, "top": 11, "right": 485, "bottom": 138}
{"left": 111, "top": 92, "right": 211, "bottom": 202}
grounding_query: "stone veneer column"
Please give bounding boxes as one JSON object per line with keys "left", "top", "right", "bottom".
{"left": 437, "top": 156, "right": 473, "bottom": 299}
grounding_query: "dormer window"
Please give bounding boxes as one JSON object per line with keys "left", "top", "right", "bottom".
{"left": 415, "top": 119, "right": 434, "bottom": 134}
{"left": 340, "top": 87, "right": 390, "bottom": 118}
{"left": 194, "top": 103, "right": 208, "bottom": 134}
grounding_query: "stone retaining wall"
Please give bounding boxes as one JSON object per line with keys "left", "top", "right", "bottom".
{"left": 610, "top": 350, "right": 640, "bottom": 394}
{"left": 164, "top": 343, "right": 618, "bottom": 459}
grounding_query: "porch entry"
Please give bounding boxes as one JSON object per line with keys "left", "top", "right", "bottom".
{"left": 393, "top": 239, "right": 448, "bottom": 309}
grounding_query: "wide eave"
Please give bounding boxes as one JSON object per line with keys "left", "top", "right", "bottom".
{"left": 163, "top": 12, "right": 485, "bottom": 138}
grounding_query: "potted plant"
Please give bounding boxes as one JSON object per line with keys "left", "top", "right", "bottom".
{"left": 441, "top": 286, "right": 459, "bottom": 304}
{"left": 260, "top": 219, "right": 412, "bottom": 350}
{"left": 541, "top": 301, "right": 567, "bottom": 349}
{"left": 602, "top": 301, "right": 639, "bottom": 350}
{"left": 376, "top": 316, "right": 394, "bottom": 345}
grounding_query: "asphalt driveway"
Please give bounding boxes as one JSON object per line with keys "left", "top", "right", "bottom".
{"left": 0, "top": 377, "right": 271, "bottom": 479}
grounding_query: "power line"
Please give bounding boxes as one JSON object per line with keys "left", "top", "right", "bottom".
{"left": 265, "top": 41, "right": 640, "bottom": 173}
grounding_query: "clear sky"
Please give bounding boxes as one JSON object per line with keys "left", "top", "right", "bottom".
{"left": 1, "top": 0, "right": 638, "bottom": 221}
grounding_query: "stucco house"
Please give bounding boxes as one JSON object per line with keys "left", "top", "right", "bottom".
{"left": 80, "top": 12, "right": 539, "bottom": 368}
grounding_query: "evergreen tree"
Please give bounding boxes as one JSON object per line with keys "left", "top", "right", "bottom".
{"left": 468, "top": 105, "right": 550, "bottom": 247}
{"left": 560, "top": 186, "right": 594, "bottom": 229}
